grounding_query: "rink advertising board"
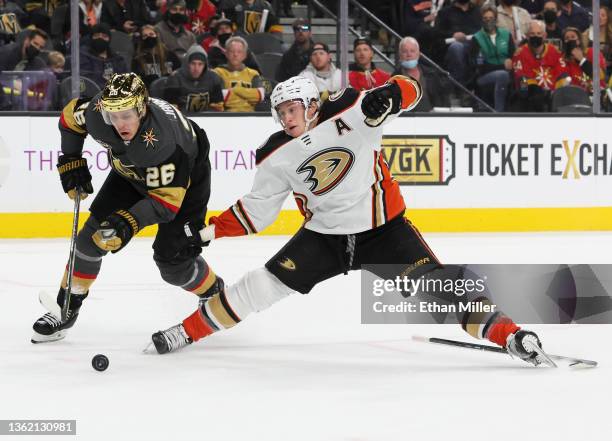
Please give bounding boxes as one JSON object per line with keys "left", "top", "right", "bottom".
{"left": 0, "top": 114, "right": 611, "bottom": 237}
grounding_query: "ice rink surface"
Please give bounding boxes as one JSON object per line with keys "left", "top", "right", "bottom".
{"left": 1, "top": 232, "right": 611, "bottom": 441}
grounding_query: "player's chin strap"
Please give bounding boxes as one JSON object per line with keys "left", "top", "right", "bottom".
{"left": 304, "top": 107, "right": 319, "bottom": 132}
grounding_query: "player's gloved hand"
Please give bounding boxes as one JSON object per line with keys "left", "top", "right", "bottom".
{"left": 361, "top": 82, "right": 401, "bottom": 124}
{"left": 183, "top": 221, "right": 214, "bottom": 247}
{"left": 57, "top": 155, "right": 94, "bottom": 200}
{"left": 92, "top": 210, "right": 139, "bottom": 253}
{"left": 506, "top": 329, "right": 548, "bottom": 366}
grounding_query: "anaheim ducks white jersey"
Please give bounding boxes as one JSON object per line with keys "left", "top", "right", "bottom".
{"left": 209, "top": 76, "right": 422, "bottom": 237}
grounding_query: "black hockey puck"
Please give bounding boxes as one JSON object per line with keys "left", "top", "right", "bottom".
{"left": 92, "top": 354, "right": 109, "bottom": 372}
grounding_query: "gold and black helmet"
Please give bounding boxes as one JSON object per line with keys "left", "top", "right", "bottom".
{"left": 100, "top": 73, "right": 148, "bottom": 116}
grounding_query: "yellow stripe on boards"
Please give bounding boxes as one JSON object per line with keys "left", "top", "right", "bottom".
{"left": 1, "top": 207, "right": 612, "bottom": 238}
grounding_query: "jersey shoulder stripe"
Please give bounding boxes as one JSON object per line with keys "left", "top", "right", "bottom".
{"left": 255, "top": 130, "right": 293, "bottom": 165}
{"left": 318, "top": 87, "right": 361, "bottom": 123}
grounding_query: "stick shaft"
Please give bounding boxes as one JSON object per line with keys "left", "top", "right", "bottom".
{"left": 62, "top": 189, "right": 81, "bottom": 321}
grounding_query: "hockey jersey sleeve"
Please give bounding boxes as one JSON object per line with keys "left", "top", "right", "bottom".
{"left": 208, "top": 160, "right": 291, "bottom": 238}
{"left": 58, "top": 98, "right": 90, "bottom": 156}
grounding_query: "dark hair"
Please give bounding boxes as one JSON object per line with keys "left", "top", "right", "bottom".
{"left": 29, "top": 28, "right": 49, "bottom": 41}
{"left": 480, "top": 5, "right": 497, "bottom": 18}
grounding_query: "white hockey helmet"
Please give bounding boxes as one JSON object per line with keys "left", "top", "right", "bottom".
{"left": 271, "top": 76, "right": 321, "bottom": 127}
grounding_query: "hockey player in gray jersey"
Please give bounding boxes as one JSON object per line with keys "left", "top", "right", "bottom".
{"left": 31, "top": 73, "right": 223, "bottom": 343}
{"left": 150, "top": 75, "right": 549, "bottom": 366}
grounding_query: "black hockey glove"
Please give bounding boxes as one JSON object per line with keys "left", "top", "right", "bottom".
{"left": 361, "top": 82, "right": 402, "bottom": 126}
{"left": 92, "top": 210, "right": 140, "bottom": 253}
{"left": 183, "top": 221, "right": 210, "bottom": 247}
{"left": 57, "top": 155, "right": 94, "bottom": 200}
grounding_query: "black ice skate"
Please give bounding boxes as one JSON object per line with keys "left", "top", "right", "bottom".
{"left": 151, "top": 324, "right": 193, "bottom": 354}
{"left": 31, "top": 288, "right": 87, "bottom": 343}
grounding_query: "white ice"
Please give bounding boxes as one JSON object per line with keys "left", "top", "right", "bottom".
{"left": 1, "top": 232, "right": 611, "bottom": 441}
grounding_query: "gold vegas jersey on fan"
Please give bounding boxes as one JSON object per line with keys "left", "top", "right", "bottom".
{"left": 213, "top": 65, "right": 265, "bottom": 112}
{"left": 209, "top": 76, "right": 422, "bottom": 237}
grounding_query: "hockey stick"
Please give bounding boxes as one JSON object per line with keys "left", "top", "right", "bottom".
{"left": 412, "top": 335, "right": 598, "bottom": 368}
{"left": 62, "top": 188, "right": 82, "bottom": 322}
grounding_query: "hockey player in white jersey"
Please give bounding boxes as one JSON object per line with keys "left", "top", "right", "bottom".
{"left": 150, "top": 75, "right": 548, "bottom": 366}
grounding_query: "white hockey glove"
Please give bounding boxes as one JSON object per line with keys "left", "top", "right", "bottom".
{"left": 506, "top": 329, "right": 555, "bottom": 367}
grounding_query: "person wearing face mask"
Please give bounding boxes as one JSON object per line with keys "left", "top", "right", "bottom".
{"left": 392, "top": 36, "right": 451, "bottom": 111}
{"left": 469, "top": 5, "right": 514, "bottom": 111}
{"left": 159, "top": 0, "right": 217, "bottom": 37}
{"left": 0, "top": 27, "right": 47, "bottom": 71}
{"left": 206, "top": 17, "right": 262, "bottom": 71}
{"left": 78, "top": 23, "right": 128, "bottom": 88}
{"left": 512, "top": 20, "right": 564, "bottom": 111}
{"left": 132, "top": 24, "right": 181, "bottom": 88}
{"left": 436, "top": 0, "right": 482, "bottom": 85}
{"left": 557, "top": 0, "right": 589, "bottom": 33}
{"left": 559, "top": 27, "right": 606, "bottom": 93}
{"left": 155, "top": 0, "right": 197, "bottom": 60}
{"left": 495, "top": 0, "right": 530, "bottom": 44}
{"left": 538, "top": 0, "right": 562, "bottom": 41}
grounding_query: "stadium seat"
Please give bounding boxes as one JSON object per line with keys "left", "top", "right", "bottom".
{"left": 551, "top": 86, "right": 591, "bottom": 113}
{"left": 58, "top": 76, "right": 101, "bottom": 107}
{"left": 148, "top": 77, "right": 168, "bottom": 99}
{"left": 109, "top": 30, "right": 134, "bottom": 69}
{"left": 253, "top": 52, "right": 283, "bottom": 81}
{"left": 244, "top": 32, "right": 283, "bottom": 55}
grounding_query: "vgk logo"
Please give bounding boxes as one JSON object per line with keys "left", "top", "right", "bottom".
{"left": 381, "top": 135, "right": 455, "bottom": 185}
{"left": 244, "top": 10, "right": 262, "bottom": 34}
{"left": 297, "top": 148, "right": 355, "bottom": 195}
{"left": 0, "top": 13, "right": 20, "bottom": 35}
{"left": 187, "top": 92, "right": 210, "bottom": 112}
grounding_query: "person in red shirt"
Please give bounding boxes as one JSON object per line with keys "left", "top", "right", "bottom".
{"left": 348, "top": 37, "right": 391, "bottom": 90}
{"left": 160, "top": 0, "right": 217, "bottom": 37}
{"left": 559, "top": 27, "right": 606, "bottom": 93}
{"left": 512, "top": 20, "right": 565, "bottom": 111}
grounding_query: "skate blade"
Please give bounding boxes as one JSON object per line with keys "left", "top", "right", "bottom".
{"left": 142, "top": 341, "right": 156, "bottom": 354}
{"left": 31, "top": 330, "right": 66, "bottom": 344}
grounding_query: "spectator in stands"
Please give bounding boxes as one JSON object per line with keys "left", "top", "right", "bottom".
{"left": 200, "top": 14, "right": 221, "bottom": 52}
{"left": 496, "top": 0, "right": 530, "bottom": 44}
{"left": 101, "top": 0, "right": 151, "bottom": 34}
{"left": 276, "top": 18, "right": 313, "bottom": 82}
{"left": 469, "top": 5, "right": 514, "bottom": 111}
{"left": 165, "top": 44, "right": 224, "bottom": 111}
{"left": 47, "top": 50, "right": 65, "bottom": 75}
{"left": 156, "top": 0, "right": 197, "bottom": 60}
{"left": 219, "top": 0, "right": 283, "bottom": 35}
{"left": 213, "top": 36, "right": 265, "bottom": 111}
{"left": 159, "top": 0, "right": 217, "bottom": 37}
{"left": 394, "top": 36, "right": 452, "bottom": 111}
{"left": 207, "top": 17, "right": 261, "bottom": 70}
{"left": 560, "top": 27, "right": 606, "bottom": 93}
{"left": 436, "top": 0, "right": 481, "bottom": 85}
{"left": 298, "top": 42, "right": 342, "bottom": 100}
{"left": 512, "top": 20, "right": 564, "bottom": 111}
{"left": 132, "top": 24, "right": 181, "bottom": 87}
{"left": 557, "top": 0, "right": 589, "bottom": 33}
{"left": 0, "top": 27, "right": 48, "bottom": 71}
{"left": 79, "top": 23, "right": 128, "bottom": 87}
{"left": 402, "top": 0, "right": 436, "bottom": 39}
{"left": 582, "top": 6, "right": 612, "bottom": 74}
{"left": 348, "top": 37, "right": 390, "bottom": 90}
{"left": 519, "top": 0, "right": 545, "bottom": 16}
{"left": 79, "top": 0, "right": 103, "bottom": 28}
{"left": 539, "top": 0, "right": 562, "bottom": 41}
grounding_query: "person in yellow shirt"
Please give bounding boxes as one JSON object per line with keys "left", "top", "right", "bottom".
{"left": 213, "top": 36, "right": 265, "bottom": 112}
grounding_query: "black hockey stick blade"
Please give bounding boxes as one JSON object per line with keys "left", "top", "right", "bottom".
{"left": 412, "top": 335, "right": 598, "bottom": 368}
